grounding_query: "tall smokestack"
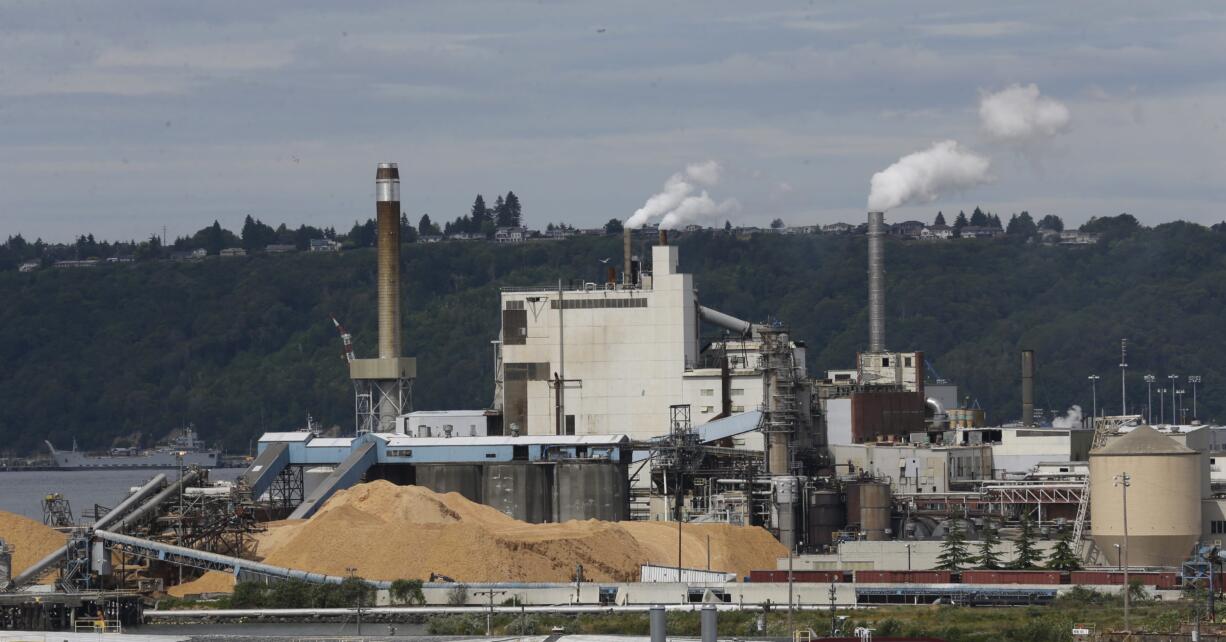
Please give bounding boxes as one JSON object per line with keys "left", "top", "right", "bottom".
{"left": 376, "top": 163, "right": 401, "bottom": 359}
{"left": 1022, "top": 349, "right": 1035, "bottom": 427}
{"left": 867, "top": 211, "right": 885, "bottom": 352}
{"left": 623, "top": 225, "right": 632, "bottom": 286}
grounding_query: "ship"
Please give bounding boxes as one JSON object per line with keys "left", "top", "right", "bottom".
{"left": 44, "top": 427, "right": 221, "bottom": 470}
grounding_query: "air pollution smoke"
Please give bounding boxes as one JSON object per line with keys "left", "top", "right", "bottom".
{"left": 867, "top": 140, "right": 993, "bottom": 212}
{"left": 626, "top": 161, "right": 740, "bottom": 230}
{"left": 1052, "top": 405, "right": 1084, "bottom": 429}
{"left": 979, "top": 83, "right": 1071, "bottom": 143}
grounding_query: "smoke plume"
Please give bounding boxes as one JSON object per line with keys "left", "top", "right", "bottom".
{"left": 867, "top": 140, "right": 992, "bottom": 212}
{"left": 626, "top": 161, "right": 739, "bottom": 229}
{"left": 979, "top": 84, "right": 1071, "bottom": 143}
{"left": 1052, "top": 405, "right": 1084, "bottom": 429}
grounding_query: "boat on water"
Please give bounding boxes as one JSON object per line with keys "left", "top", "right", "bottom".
{"left": 44, "top": 426, "right": 221, "bottom": 470}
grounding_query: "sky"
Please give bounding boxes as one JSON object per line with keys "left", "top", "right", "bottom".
{"left": 1, "top": 1, "right": 1225, "bottom": 242}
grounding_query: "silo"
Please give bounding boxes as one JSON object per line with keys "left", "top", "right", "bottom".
{"left": 806, "top": 489, "right": 845, "bottom": 549}
{"left": 858, "top": 481, "right": 892, "bottom": 541}
{"left": 555, "top": 461, "right": 628, "bottom": 522}
{"left": 1090, "top": 426, "right": 1201, "bottom": 567}
{"left": 483, "top": 463, "right": 553, "bottom": 523}
{"left": 415, "top": 464, "right": 484, "bottom": 504}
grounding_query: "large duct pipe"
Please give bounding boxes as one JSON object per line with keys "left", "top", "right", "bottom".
{"left": 1022, "top": 349, "right": 1035, "bottom": 427}
{"left": 623, "top": 226, "right": 632, "bottom": 286}
{"left": 867, "top": 211, "right": 885, "bottom": 352}
{"left": 376, "top": 163, "right": 402, "bottom": 359}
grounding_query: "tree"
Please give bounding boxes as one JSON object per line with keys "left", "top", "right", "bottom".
{"left": 770, "top": 218, "right": 785, "bottom": 229}
{"left": 1009, "top": 517, "right": 1042, "bottom": 569}
{"left": 934, "top": 211, "right": 946, "bottom": 226}
{"left": 936, "top": 523, "right": 970, "bottom": 571}
{"left": 604, "top": 218, "right": 624, "bottom": 235}
{"left": 1046, "top": 527, "right": 1081, "bottom": 571}
{"left": 504, "top": 191, "right": 523, "bottom": 227}
{"left": 1038, "top": 214, "right": 1064, "bottom": 232}
{"left": 1006, "top": 212, "right": 1037, "bottom": 237}
{"left": 976, "top": 519, "right": 1003, "bottom": 569}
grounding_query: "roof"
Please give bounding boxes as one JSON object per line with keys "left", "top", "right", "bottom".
{"left": 1092, "top": 425, "right": 1196, "bottom": 456}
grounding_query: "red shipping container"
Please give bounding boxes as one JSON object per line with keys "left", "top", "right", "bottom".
{"left": 962, "top": 570, "right": 1061, "bottom": 585}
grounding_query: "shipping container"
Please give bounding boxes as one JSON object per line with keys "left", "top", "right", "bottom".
{"left": 748, "top": 570, "right": 847, "bottom": 583}
{"left": 854, "top": 570, "right": 953, "bottom": 584}
{"left": 961, "top": 570, "right": 1062, "bottom": 585}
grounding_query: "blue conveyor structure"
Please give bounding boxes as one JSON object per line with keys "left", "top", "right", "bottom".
{"left": 241, "top": 441, "right": 290, "bottom": 498}
{"left": 287, "top": 442, "right": 378, "bottom": 519}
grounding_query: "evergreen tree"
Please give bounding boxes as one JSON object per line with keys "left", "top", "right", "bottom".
{"left": 1046, "top": 527, "right": 1081, "bottom": 571}
{"left": 504, "top": 191, "right": 523, "bottom": 227}
{"left": 934, "top": 211, "right": 946, "bottom": 226}
{"left": 1038, "top": 214, "right": 1065, "bottom": 232}
{"left": 1009, "top": 517, "right": 1042, "bottom": 569}
{"left": 969, "top": 206, "right": 988, "bottom": 227}
{"left": 604, "top": 218, "right": 623, "bottom": 235}
{"left": 976, "top": 519, "right": 1003, "bottom": 569}
{"left": 936, "top": 523, "right": 970, "bottom": 571}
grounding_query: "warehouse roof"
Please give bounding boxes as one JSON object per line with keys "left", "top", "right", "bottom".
{"left": 1093, "top": 425, "right": 1196, "bottom": 456}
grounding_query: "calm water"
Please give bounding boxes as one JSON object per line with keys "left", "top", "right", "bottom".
{"left": 0, "top": 468, "right": 244, "bottom": 521}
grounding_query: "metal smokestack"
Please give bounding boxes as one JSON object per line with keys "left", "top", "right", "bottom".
{"left": 376, "top": 163, "right": 401, "bottom": 359}
{"left": 1022, "top": 349, "right": 1035, "bottom": 427}
{"left": 867, "top": 211, "right": 886, "bottom": 352}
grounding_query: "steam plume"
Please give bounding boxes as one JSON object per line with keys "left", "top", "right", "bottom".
{"left": 1052, "top": 405, "right": 1084, "bottom": 429}
{"left": 627, "top": 161, "right": 739, "bottom": 229}
{"left": 979, "top": 84, "right": 1070, "bottom": 143}
{"left": 867, "top": 140, "right": 992, "bottom": 212}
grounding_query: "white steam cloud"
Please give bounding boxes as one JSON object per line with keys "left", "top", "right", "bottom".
{"left": 979, "top": 83, "right": 1071, "bottom": 143}
{"left": 867, "top": 140, "right": 993, "bottom": 212}
{"left": 626, "top": 161, "right": 740, "bottom": 230}
{"left": 1052, "top": 405, "right": 1083, "bottom": 429}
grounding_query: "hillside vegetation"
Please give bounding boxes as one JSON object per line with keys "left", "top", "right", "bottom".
{"left": 3, "top": 221, "right": 1224, "bottom": 454}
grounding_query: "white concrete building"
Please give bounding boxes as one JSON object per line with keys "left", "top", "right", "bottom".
{"left": 496, "top": 243, "right": 771, "bottom": 441}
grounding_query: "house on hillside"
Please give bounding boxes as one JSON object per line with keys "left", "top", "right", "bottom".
{"left": 309, "top": 238, "right": 341, "bottom": 252}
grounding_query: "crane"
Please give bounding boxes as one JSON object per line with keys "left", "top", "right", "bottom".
{"left": 331, "top": 316, "right": 356, "bottom": 363}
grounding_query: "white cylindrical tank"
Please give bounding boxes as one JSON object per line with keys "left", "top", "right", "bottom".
{"left": 1090, "top": 425, "right": 1201, "bottom": 567}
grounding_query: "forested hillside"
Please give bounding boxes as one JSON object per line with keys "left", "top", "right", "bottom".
{"left": 3, "top": 221, "right": 1225, "bottom": 455}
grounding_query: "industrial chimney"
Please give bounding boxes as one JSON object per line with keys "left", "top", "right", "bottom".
{"left": 867, "top": 211, "right": 886, "bottom": 352}
{"left": 376, "top": 163, "right": 401, "bottom": 359}
{"left": 1022, "top": 349, "right": 1035, "bottom": 427}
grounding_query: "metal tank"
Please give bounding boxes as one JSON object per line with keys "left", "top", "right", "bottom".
{"left": 858, "top": 481, "right": 892, "bottom": 541}
{"left": 1090, "top": 426, "right": 1201, "bottom": 567}
{"left": 483, "top": 463, "right": 553, "bottom": 523}
{"left": 806, "top": 489, "right": 845, "bottom": 549}
{"left": 414, "top": 464, "right": 483, "bottom": 504}
{"left": 554, "top": 461, "right": 628, "bottom": 522}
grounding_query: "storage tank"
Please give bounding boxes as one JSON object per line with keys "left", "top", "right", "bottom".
{"left": 1090, "top": 426, "right": 1201, "bottom": 567}
{"left": 555, "top": 461, "right": 628, "bottom": 522}
{"left": 415, "top": 464, "right": 483, "bottom": 503}
{"left": 858, "top": 481, "right": 891, "bottom": 541}
{"left": 806, "top": 489, "right": 845, "bottom": 549}
{"left": 483, "top": 463, "right": 553, "bottom": 523}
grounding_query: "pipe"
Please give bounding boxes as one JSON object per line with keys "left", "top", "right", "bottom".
{"left": 698, "top": 305, "right": 767, "bottom": 337}
{"left": 376, "top": 163, "right": 401, "bottom": 360}
{"left": 10, "top": 473, "right": 168, "bottom": 587}
{"left": 867, "top": 211, "right": 886, "bottom": 352}
{"left": 623, "top": 226, "right": 632, "bottom": 286}
{"left": 94, "top": 529, "right": 388, "bottom": 589}
{"left": 1022, "top": 349, "right": 1035, "bottom": 427}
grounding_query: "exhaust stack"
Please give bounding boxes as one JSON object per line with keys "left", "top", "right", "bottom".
{"left": 867, "top": 211, "right": 886, "bottom": 352}
{"left": 1022, "top": 349, "right": 1035, "bottom": 427}
{"left": 376, "top": 163, "right": 401, "bottom": 359}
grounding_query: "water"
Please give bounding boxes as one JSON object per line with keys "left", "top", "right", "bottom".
{"left": 0, "top": 468, "right": 245, "bottom": 521}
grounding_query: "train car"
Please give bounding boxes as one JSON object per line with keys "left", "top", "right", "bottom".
{"left": 960, "top": 570, "right": 1062, "bottom": 585}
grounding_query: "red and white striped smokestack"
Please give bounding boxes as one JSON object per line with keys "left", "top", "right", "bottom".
{"left": 376, "top": 163, "right": 401, "bottom": 359}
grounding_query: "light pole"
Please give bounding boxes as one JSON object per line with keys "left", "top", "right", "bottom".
{"left": 1169, "top": 375, "right": 1179, "bottom": 424}
{"left": 1114, "top": 472, "right": 1131, "bottom": 632}
{"left": 1088, "top": 375, "right": 1100, "bottom": 421}
{"left": 1189, "top": 376, "right": 1202, "bottom": 421}
{"left": 1144, "top": 375, "right": 1155, "bottom": 424}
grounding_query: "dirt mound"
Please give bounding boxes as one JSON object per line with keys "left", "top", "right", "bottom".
{"left": 251, "top": 480, "right": 784, "bottom": 584}
{"left": 0, "top": 510, "right": 67, "bottom": 579}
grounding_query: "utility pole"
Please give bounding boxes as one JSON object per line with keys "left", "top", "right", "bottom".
{"left": 1115, "top": 472, "right": 1131, "bottom": 632}
{"left": 1144, "top": 375, "right": 1155, "bottom": 424}
{"left": 1119, "top": 339, "right": 1128, "bottom": 416}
